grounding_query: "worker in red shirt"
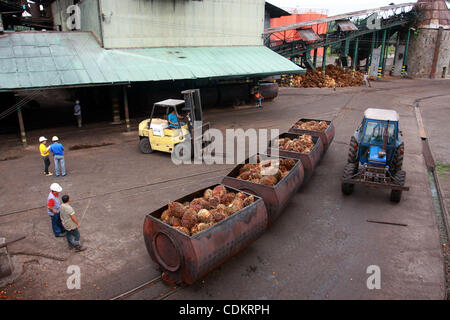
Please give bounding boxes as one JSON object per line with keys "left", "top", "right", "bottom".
{"left": 47, "top": 183, "right": 66, "bottom": 237}
{"left": 254, "top": 90, "right": 263, "bottom": 108}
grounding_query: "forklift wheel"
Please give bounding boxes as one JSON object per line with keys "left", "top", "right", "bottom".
{"left": 139, "top": 138, "right": 153, "bottom": 154}
{"left": 390, "top": 190, "right": 402, "bottom": 203}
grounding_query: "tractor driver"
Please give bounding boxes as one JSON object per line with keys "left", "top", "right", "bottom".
{"left": 168, "top": 110, "right": 184, "bottom": 129}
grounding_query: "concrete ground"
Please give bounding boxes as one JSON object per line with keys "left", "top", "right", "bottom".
{"left": 0, "top": 78, "right": 448, "bottom": 300}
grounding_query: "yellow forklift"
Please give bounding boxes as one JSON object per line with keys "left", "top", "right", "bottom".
{"left": 138, "top": 89, "right": 210, "bottom": 156}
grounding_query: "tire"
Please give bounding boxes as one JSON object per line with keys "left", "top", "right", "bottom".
{"left": 392, "top": 170, "right": 405, "bottom": 185}
{"left": 390, "top": 170, "right": 405, "bottom": 203}
{"left": 347, "top": 136, "right": 358, "bottom": 163}
{"left": 341, "top": 162, "right": 357, "bottom": 195}
{"left": 390, "top": 190, "right": 402, "bottom": 203}
{"left": 139, "top": 137, "right": 153, "bottom": 154}
{"left": 391, "top": 142, "right": 404, "bottom": 173}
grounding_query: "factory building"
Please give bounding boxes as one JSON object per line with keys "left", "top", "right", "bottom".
{"left": 0, "top": 0, "right": 302, "bottom": 145}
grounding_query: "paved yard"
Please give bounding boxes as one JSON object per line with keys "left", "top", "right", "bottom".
{"left": 0, "top": 78, "right": 448, "bottom": 300}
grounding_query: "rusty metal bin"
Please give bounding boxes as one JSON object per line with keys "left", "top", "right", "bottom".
{"left": 221, "top": 154, "right": 304, "bottom": 226}
{"left": 268, "top": 132, "right": 324, "bottom": 181}
{"left": 143, "top": 185, "right": 268, "bottom": 286}
{"left": 288, "top": 119, "right": 335, "bottom": 153}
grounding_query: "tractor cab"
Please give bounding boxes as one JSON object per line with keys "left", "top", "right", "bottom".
{"left": 357, "top": 108, "right": 400, "bottom": 169}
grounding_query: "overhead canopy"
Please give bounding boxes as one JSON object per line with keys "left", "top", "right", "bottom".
{"left": 0, "top": 31, "right": 304, "bottom": 91}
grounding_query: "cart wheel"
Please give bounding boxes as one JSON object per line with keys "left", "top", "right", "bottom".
{"left": 139, "top": 137, "right": 153, "bottom": 154}
{"left": 390, "top": 190, "right": 402, "bottom": 203}
{"left": 341, "top": 163, "right": 357, "bottom": 195}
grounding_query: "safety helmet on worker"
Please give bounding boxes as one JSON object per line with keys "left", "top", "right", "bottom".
{"left": 39, "top": 136, "right": 47, "bottom": 143}
{"left": 50, "top": 183, "right": 62, "bottom": 192}
{"left": 52, "top": 136, "right": 59, "bottom": 142}
{"left": 76, "top": 100, "right": 80, "bottom": 104}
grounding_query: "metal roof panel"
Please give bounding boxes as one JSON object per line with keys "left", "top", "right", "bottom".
{"left": 0, "top": 32, "right": 303, "bottom": 91}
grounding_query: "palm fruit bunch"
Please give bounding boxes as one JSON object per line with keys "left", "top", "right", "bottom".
{"left": 160, "top": 185, "right": 255, "bottom": 236}
{"left": 292, "top": 120, "right": 328, "bottom": 132}
{"left": 273, "top": 135, "right": 314, "bottom": 154}
{"left": 236, "top": 156, "right": 296, "bottom": 186}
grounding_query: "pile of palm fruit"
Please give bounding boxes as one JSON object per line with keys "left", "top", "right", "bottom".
{"left": 273, "top": 135, "right": 315, "bottom": 154}
{"left": 236, "top": 157, "right": 297, "bottom": 186}
{"left": 292, "top": 120, "right": 329, "bottom": 131}
{"left": 160, "top": 185, "right": 255, "bottom": 236}
{"left": 283, "top": 65, "right": 364, "bottom": 88}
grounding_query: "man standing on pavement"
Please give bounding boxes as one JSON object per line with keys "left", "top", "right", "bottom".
{"left": 48, "top": 136, "right": 66, "bottom": 177}
{"left": 74, "top": 100, "right": 82, "bottom": 128}
{"left": 254, "top": 90, "right": 263, "bottom": 108}
{"left": 60, "top": 195, "right": 86, "bottom": 252}
{"left": 47, "top": 183, "right": 66, "bottom": 237}
{"left": 39, "top": 136, "right": 53, "bottom": 176}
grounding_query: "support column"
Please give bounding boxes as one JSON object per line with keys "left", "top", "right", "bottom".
{"left": 313, "top": 48, "right": 318, "bottom": 69}
{"left": 368, "top": 31, "right": 376, "bottom": 73}
{"left": 391, "top": 32, "right": 400, "bottom": 75}
{"left": 378, "top": 29, "right": 387, "bottom": 79}
{"left": 17, "top": 106, "right": 27, "bottom": 147}
{"left": 0, "top": 14, "right": 4, "bottom": 35}
{"left": 352, "top": 37, "right": 359, "bottom": 72}
{"left": 111, "top": 87, "right": 121, "bottom": 124}
{"left": 401, "top": 28, "right": 411, "bottom": 77}
{"left": 123, "top": 86, "right": 131, "bottom": 132}
{"left": 322, "top": 34, "right": 328, "bottom": 73}
{"left": 430, "top": 27, "right": 443, "bottom": 79}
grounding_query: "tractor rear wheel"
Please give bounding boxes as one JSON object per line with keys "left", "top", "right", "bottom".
{"left": 392, "top": 142, "right": 404, "bottom": 173}
{"left": 139, "top": 137, "right": 153, "bottom": 154}
{"left": 347, "top": 136, "right": 358, "bottom": 163}
{"left": 390, "top": 170, "right": 405, "bottom": 203}
{"left": 341, "top": 162, "right": 357, "bottom": 195}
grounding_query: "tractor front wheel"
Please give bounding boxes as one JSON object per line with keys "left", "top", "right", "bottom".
{"left": 139, "top": 137, "right": 153, "bottom": 154}
{"left": 390, "top": 170, "right": 406, "bottom": 203}
{"left": 342, "top": 162, "right": 357, "bottom": 195}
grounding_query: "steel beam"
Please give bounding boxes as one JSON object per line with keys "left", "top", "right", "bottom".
{"left": 353, "top": 37, "right": 359, "bottom": 71}
{"left": 430, "top": 27, "right": 443, "bottom": 79}
{"left": 264, "top": 2, "right": 415, "bottom": 35}
{"left": 123, "top": 86, "right": 131, "bottom": 132}
{"left": 322, "top": 34, "right": 328, "bottom": 73}
{"left": 378, "top": 29, "right": 387, "bottom": 79}
{"left": 402, "top": 28, "right": 411, "bottom": 77}
{"left": 17, "top": 106, "right": 27, "bottom": 147}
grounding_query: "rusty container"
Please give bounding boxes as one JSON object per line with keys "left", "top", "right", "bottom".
{"left": 143, "top": 185, "right": 268, "bottom": 286}
{"left": 288, "top": 119, "right": 335, "bottom": 153}
{"left": 268, "top": 132, "right": 324, "bottom": 181}
{"left": 221, "top": 154, "right": 304, "bottom": 226}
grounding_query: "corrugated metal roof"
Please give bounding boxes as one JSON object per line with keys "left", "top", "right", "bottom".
{"left": 0, "top": 31, "right": 304, "bottom": 91}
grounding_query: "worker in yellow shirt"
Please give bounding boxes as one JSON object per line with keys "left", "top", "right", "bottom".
{"left": 39, "top": 136, "right": 53, "bottom": 176}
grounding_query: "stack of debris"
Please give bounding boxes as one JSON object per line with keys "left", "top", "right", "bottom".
{"left": 282, "top": 65, "right": 364, "bottom": 88}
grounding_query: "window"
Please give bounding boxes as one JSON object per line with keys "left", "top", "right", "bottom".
{"left": 362, "top": 121, "right": 396, "bottom": 146}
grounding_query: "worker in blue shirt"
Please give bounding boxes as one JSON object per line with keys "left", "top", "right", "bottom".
{"left": 48, "top": 136, "right": 66, "bottom": 177}
{"left": 168, "top": 110, "right": 184, "bottom": 129}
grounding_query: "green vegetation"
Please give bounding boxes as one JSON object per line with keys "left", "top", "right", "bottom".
{"left": 436, "top": 163, "right": 450, "bottom": 176}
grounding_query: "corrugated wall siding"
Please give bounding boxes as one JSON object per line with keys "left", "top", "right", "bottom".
{"left": 99, "top": 0, "right": 265, "bottom": 48}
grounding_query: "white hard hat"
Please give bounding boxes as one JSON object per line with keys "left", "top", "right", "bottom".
{"left": 50, "top": 183, "right": 62, "bottom": 192}
{"left": 76, "top": 100, "right": 80, "bottom": 103}
{"left": 52, "top": 136, "right": 59, "bottom": 142}
{"left": 39, "top": 136, "right": 47, "bottom": 143}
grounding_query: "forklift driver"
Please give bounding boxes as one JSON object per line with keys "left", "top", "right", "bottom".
{"left": 168, "top": 110, "right": 184, "bottom": 129}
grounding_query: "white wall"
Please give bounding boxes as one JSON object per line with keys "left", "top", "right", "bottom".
{"left": 99, "top": 0, "right": 265, "bottom": 48}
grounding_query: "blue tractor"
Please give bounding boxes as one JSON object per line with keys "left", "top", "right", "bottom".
{"left": 341, "top": 108, "right": 409, "bottom": 202}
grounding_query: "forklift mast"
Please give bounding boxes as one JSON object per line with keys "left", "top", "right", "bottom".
{"left": 181, "top": 89, "right": 203, "bottom": 123}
